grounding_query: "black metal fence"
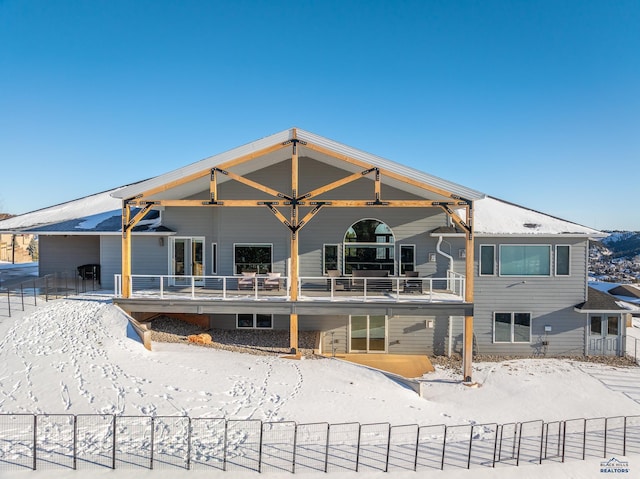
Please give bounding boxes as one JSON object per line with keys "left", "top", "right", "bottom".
{"left": 0, "top": 271, "right": 103, "bottom": 318}
{"left": 0, "top": 414, "right": 637, "bottom": 472}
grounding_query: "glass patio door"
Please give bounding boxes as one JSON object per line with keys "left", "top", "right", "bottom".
{"left": 171, "top": 237, "right": 204, "bottom": 286}
{"left": 350, "top": 315, "right": 387, "bottom": 352}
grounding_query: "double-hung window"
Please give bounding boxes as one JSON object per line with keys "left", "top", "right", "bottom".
{"left": 493, "top": 312, "right": 531, "bottom": 343}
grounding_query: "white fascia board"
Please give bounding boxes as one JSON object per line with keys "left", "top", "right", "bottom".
{"left": 112, "top": 129, "right": 293, "bottom": 200}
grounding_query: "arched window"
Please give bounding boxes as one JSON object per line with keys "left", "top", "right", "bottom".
{"left": 343, "top": 219, "right": 395, "bottom": 274}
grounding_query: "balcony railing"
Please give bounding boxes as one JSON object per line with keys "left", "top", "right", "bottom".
{"left": 114, "top": 272, "right": 465, "bottom": 303}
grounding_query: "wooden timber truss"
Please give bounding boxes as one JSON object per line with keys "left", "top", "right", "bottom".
{"left": 121, "top": 129, "right": 476, "bottom": 382}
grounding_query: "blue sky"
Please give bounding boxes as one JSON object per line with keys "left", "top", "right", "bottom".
{"left": 1, "top": 0, "right": 638, "bottom": 230}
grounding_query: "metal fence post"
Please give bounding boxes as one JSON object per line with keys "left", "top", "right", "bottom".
{"left": 32, "top": 414, "right": 37, "bottom": 470}
{"left": 604, "top": 417, "right": 608, "bottom": 458}
{"left": 222, "top": 419, "right": 228, "bottom": 471}
{"left": 441, "top": 425, "right": 447, "bottom": 470}
{"left": 72, "top": 415, "right": 78, "bottom": 470}
{"left": 324, "top": 423, "right": 330, "bottom": 473}
{"left": 467, "top": 426, "right": 474, "bottom": 469}
{"left": 20, "top": 283, "right": 24, "bottom": 311}
{"left": 355, "top": 423, "right": 362, "bottom": 472}
{"left": 291, "top": 423, "right": 298, "bottom": 474}
{"left": 623, "top": 416, "right": 628, "bottom": 456}
{"left": 186, "top": 417, "right": 192, "bottom": 470}
{"left": 6, "top": 290, "right": 10, "bottom": 317}
{"left": 385, "top": 423, "right": 392, "bottom": 472}
{"left": 258, "top": 420, "right": 264, "bottom": 473}
{"left": 414, "top": 424, "right": 420, "bottom": 471}
{"left": 112, "top": 415, "right": 117, "bottom": 469}
{"left": 150, "top": 416, "right": 155, "bottom": 469}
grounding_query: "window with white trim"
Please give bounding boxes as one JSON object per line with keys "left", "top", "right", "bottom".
{"left": 555, "top": 245, "right": 570, "bottom": 276}
{"left": 234, "top": 244, "right": 272, "bottom": 274}
{"left": 400, "top": 245, "right": 415, "bottom": 274}
{"left": 479, "top": 245, "right": 495, "bottom": 276}
{"left": 323, "top": 244, "right": 339, "bottom": 274}
{"left": 211, "top": 243, "right": 217, "bottom": 274}
{"left": 236, "top": 313, "right": 273, "bottom": 329}
{"left": 499, "top": 245, "right": 551, "bottom": 276}
{"left": 493, "top": 312, "right": 531, "bottom": 343}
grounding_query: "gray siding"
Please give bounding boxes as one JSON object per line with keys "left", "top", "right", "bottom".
{"left": 39, "top": 236, "right": 99, "bottom": 277}
{"left": 100, "top": 235, "right": 168, "bottom": 289}
{"left": 473, "top": 238, "right": 588, "bottom": 356}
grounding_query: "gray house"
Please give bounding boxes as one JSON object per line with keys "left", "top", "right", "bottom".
{"left": 0, "top": 128, "right": 621, "bottom": 380}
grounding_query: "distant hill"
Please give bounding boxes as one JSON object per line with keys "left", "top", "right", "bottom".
{"left": 600, "top": 231, "right": 640, "bottom": 259}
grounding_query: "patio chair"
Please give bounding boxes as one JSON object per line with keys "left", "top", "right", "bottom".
{"left": 238, "top": 271, "right": 256, "bottom": 290}
{"left": 263, "top": 272, "right": 282, "bottom": 291}
{"left": 326, "top": 269, "right": 346, "bottom": 291}
{"left": 402, "top": 271, "right": 422, "bottom": 293}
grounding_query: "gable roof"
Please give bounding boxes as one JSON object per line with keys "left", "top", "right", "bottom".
{"left": 0, "top": 128, "right": 605, "bottom": 238}
{"left": 112, "top": 128, "right": 486, "bottom": 203}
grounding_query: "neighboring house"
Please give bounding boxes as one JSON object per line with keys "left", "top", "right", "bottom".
{"left": 0, "top": 214, "right": 37, "bottom": 263}
{"left": 0, "top": 128, "right": 620, "bottom": 380}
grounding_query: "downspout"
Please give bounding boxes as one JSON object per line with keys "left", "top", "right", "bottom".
{"left": 435, "top": 236, "right": 454, "bottom": 290}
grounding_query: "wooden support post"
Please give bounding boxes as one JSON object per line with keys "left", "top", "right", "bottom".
{"left": 121, "top": 204, "right": 132, "bottom": 298}
{"left": 289, "top": 131, "right": 300, "bottom": 354}
{"left": 462, "top": 204, "right": 475, "bottom": 383}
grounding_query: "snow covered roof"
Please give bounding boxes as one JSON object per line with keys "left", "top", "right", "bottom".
{"left": 0, "top": 187, "right": 123, "bottom": 233}
{"left": 470, "top": 196, "right": 605, "bottom": 237}
{"left": 0, "top": 129, "right": 604, "bottom": 238}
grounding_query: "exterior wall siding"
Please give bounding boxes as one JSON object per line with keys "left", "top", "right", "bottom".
{"left": 39, "top": 236, "right": 100, "bottom": 277}
{"left": 473, "top": 237, "right": 589, "bottom": 356}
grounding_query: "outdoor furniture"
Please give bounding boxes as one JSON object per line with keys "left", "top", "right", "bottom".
{"left": 351, "top": 270, "right": 392, "bottom": 291}
{"left": 403, "top": 271, "right": 422, "bottom": 293}
{"left": 77, "top": 264, "right": 100, "bottom": 282}
{"left": 238, "top": 272, "right": 256, "bottom": 290}
{"left": 263, "top": 272, "right": 282, "bottom": 291}
{"left": 326, "top": 269, "right": 346, "bottom": 291}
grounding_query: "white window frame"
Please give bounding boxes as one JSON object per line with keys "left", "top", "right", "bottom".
{"left": 493, "top": 312, "right": 532, "bottom": 343}
{"left": 233, "top": 243, "right": 273, "bottom": 275}
{"left": 479, "top": 244, "right": 496, "bottom": 276}
{"left": 499, "top": 244, "right": 552, "bottom": 277}
{"left": 236, "top": 313, "right": 273, "bottom": 329}
{"left": 323, "top": 243, "right": 340, "bottom": 275}
{"left": 555, "top": 244, "right": 571, "bottom": 276}
{"left": 211, "top": 243, "right": 218, "bottom": 274}
{"left": 399, "top": 244, "right": 416, "bottom": 274}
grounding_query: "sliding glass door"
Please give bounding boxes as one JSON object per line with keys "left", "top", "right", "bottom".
{"left": 350, "top": 315, "right": 387, "bottom": 352}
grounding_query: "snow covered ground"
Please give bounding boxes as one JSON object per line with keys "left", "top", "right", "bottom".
{"left": 0, "top": 283, "right": 639, "bottom": 477}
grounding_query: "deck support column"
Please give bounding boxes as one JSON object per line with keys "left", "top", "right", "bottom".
{"left": 121, "top": 204, "right": 132, "bottom": 298}
{"left": 462, "top": 204, "right": 475, "bottom": 383}
{"left": 289, "top": 131, "right": 300, "bottom": 354}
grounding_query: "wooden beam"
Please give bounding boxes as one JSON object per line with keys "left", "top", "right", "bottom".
{"left": 121, "top": 204, "right": 131, "bottom": 298}
{"left": 135, "top": 141, "right": 289, "bottom": 201}
{"left": 308, "top": 200, "right": 459, "bottom": 207}
{"left": 374, "top": 168, "right": 381, "bottom": 202}
{"left": 290, "top": 132, "right": 300, "bottom": 354}
{"left": 132, "top": 199, "right": 285, "bottom": 207}
{"left": 120, "top": 203, "right": 154, "bottom": 299}
{"left": 215, "top": 168, "right": 287, "bottom": 199}
{"left": 209, "top": 169, "right": 217, "bottom": 202}
{"left": 463, "top": 204, "right": 475, "bottom": 383}
{"left": 300, "top": 168, "right": 376, "bottom": 200}
{"left": 302, "top": 141, "right": 467, "bottom": 202}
